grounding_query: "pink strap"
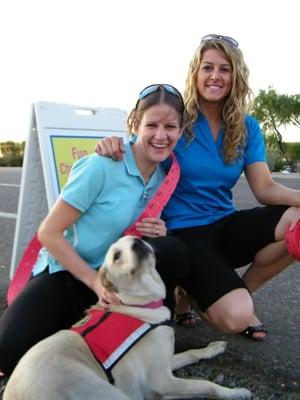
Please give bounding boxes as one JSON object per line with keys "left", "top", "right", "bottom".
{"left": 7, "top": 234, "right": 42, "bottom": 305}
{"left": 7, "top": 153, "right": 180, "bottom": 305}
{"left": 124, "top": 153, "right": 180, "bottom": 237}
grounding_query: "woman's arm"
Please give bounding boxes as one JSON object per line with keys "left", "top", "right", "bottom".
{"left": 245, "top": 162, "right": 300, "bottom": 207}
{"left": 37, "top": 199, "right": 120, "bottom": 305}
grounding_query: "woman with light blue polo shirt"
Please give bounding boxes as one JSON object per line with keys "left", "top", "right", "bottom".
{"left": 0, "top": 84, "right": 190, "bottom": 375}
{"left": 94, "top": 35, "right": 300, "bottom": 341}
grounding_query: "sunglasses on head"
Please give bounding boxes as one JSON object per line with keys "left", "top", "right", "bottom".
{"left": 138, "top": 84, "right": 183, "bottom": 103}
{"left": 201, "top": 34, "right": 239, "bottom": 48}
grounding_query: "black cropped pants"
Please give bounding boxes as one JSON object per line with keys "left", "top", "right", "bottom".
{"left": 172, "top": 205, "right": 289, "bottom": 311}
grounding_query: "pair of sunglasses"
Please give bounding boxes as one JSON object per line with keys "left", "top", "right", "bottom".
{"left": 138, "top": 84, "right": 183, "bottom": 103}
{"left": 201, "top": 34, "right": 239, "bottom": 48}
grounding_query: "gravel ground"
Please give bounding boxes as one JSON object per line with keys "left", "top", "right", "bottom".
{"left": 172, "top": 323, "right": 300, "bottom": 400}
{"left": 0, "top": 333, "right": 299, "bottom": 397}
{"left": 0, "top": 168, "right": 299, "bottom": 399}
{"left": 0, "top": 324, "right": 299, "bottom": 399}
{"left": 174, "top": 357, "right": 300, "bottom": 400}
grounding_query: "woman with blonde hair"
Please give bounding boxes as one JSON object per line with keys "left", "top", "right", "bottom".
{"left": 95, "top": 35, "right": 300, "bottom": 340}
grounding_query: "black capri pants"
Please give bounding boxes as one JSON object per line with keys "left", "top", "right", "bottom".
{"left": 172, "top": 205, "right": 289, "bottom": 312}
{"left": 0, "top": 236, "right": 189, "bottom": 375}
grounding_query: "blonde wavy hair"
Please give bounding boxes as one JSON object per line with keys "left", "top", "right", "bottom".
{"left": 184, "top": 38, "right": 252, "bottom": 163}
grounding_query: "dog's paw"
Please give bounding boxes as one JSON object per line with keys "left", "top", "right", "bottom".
{"left": 227, "top": 388, "right": 252, "bottom": 400}
{"left": 206, "top": 340, "right": 227, "bottom": 356}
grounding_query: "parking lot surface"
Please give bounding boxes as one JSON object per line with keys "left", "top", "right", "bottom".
{"left": 0, "top": 167, "right": 299, "bottom": 399}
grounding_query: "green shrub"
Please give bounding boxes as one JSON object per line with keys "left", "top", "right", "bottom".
{"left": 282, "top": 142, "right": 300, "bottom": 171}
{"left": 266, "top": 149, "right": 278, "bottom": 172}
{"left": 0, "top": 154, "right": 23, "bottom": 166}
{"left": 283, "top": 142, "right": 300, "bottom": 160}
{"left": 0, "top": 141, "right": 24, "bottom": 166}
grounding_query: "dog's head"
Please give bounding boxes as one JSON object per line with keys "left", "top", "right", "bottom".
{"left": 99, "top": 236, "right": 166, "bottom": 305}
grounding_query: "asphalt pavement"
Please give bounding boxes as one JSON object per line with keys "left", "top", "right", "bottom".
{"left": 0, "top": 167, "right": 299, "bottom": 399}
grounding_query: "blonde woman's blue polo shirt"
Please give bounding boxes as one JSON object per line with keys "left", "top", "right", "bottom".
{"left": 32, "top": 143, "right": 165, "bottom": 275}
{"left": 163, "top": 114, "right": 266, "bottom": 230}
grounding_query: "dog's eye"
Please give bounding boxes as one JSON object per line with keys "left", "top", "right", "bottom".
{"left": 113, "top": 250, "right": 121, "bottom": 261}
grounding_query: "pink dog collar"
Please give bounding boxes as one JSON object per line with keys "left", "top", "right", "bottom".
{"left": 285, "top": 221, "right": 300, "bottom": 261}
{"left": 138, "top": 299, "right": 163, "bottom": 309}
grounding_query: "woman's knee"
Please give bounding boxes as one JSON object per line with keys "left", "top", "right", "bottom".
{"left": 204, "top": 289, "right": 254, "bottom": 333}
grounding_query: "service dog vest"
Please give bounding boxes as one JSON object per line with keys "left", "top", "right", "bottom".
{"left": 71, "top": 309, "right": 169, "bottom": 384}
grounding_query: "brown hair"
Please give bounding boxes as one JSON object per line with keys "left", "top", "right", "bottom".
{"left": 127, "top": 86, "right": 186, "bottom": 134}
{"left": 184, "top": 39, "right": 252, "bottom": 163}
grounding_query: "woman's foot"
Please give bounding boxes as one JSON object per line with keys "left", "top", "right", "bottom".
{"left": 175, "top": 311, "right": 197, "bottom": 327}
{"left": 174, "top": 286, "right": 197, "bottom": 328}
{"left": 240, "top": 324, "right": 267, "bottom": 341}
{"left": 240, "top": 315, "right": 267, "bottom": 341}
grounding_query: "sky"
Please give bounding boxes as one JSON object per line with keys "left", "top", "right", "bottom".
{"left": 0, "top": 0, "right": 299, "bottom": 143}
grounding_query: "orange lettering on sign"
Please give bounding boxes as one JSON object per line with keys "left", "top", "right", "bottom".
{"left": 59, "top": 162, "right": 72, "bottom": 175}
{"left": 71, "top": 147, "right": 88, "bottom": 160}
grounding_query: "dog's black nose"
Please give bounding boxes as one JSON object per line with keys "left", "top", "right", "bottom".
{"left": 132, "top": 238, "right": 152, "bottom": 261}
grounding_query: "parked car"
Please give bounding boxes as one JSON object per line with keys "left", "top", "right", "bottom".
{"left": 281, "top": 166, "right": 292, "bottom": 174}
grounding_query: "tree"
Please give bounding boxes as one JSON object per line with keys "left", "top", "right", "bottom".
{"left": 0, "top": 141, "right": 25, "bottom": 157}
{"left": 251, "top": 88, "right": 300, "bottom": 153}
{"left": 0, "top": 141, "right": 25, "bottom": 166}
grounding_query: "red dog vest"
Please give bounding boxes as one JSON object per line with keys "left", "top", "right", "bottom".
{"left": 71, "top": 309, "right": 168, "bottom": 383}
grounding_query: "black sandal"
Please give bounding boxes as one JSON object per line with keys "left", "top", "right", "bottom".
{"left": 175, "top": 312, "right": 197, "bottom": 328}
{"left": 240, "top": 325, "right": 267, "bottom": 341}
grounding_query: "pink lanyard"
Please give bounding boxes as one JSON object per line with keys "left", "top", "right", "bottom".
{"left": 8, "top": 154, "right": 180, "bottom": 306}
{"left": 124, "top": 153, "right": 180, "bottom": 237}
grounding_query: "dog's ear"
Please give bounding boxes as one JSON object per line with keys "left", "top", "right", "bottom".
{"left": 99, "top": 267, "right": 118, "bottom": 293}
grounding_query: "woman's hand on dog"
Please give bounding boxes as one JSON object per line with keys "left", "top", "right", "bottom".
{"left": 135, "top": 218, "right": 167, "bottom": 238}
{"left": 91, "top": 275, "right": 122, "bottom": 309}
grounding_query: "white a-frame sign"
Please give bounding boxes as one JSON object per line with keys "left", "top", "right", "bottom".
{"left": 10, "top": 102, "right": 126, "bottom": 278}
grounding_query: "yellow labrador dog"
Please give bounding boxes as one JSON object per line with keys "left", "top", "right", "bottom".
{"left": 4, "top": 236, "right": 251, "bottom": 400}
